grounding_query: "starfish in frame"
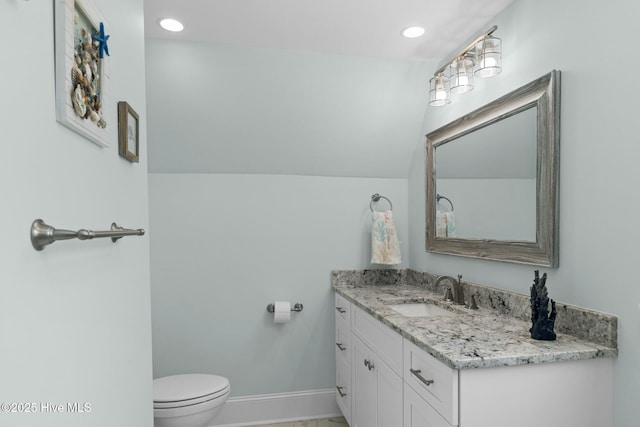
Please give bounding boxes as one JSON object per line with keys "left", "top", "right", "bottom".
{"left": 92, "top": 22, "right": 110, "bottom": 58}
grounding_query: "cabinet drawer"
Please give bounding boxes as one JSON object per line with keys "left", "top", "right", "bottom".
{"left": 335, "top": 293, "right": 351, "bottom": 324}
{"left": 404, "top": 339, "right": 458, "bottom": 425}
{"left": 335, "top": 314, "right": 351, "bottom": 367}
{"left": 351, "top": 305, "right": 403, "bottom": 376}
{"left": 335, "top": 353, "right": 352, "bottom": 424}
{"left": 404, "top": 382, "right": 453, "bottom": 427}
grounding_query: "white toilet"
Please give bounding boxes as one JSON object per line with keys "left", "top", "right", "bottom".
{"left": 153, "top": 374, "right": 230, "bottom": 427}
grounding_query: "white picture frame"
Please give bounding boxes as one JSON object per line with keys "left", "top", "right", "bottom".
{"left": 54, "top": 0, "right": 110, "bottom": 147}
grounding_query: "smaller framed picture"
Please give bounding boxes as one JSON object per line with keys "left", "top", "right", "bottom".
{"left": 118, "top": 101, "right": 139, "bottom": 163}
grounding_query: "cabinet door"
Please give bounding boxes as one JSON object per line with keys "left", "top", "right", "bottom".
{"left": 353, "top": 335, "right": 403, "bottom": 427}
{"left": 404, "top": 383, "right": 452, "bottom": 427}
{"left": 352, "top": 336, "right": 377, "bottom": 427}
{"left": 376, "top": 353, "right": 403, "bottom": 427}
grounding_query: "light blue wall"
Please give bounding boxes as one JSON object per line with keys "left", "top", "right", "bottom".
{"left": 149, "top": 174, "right": 408, "bottom": 396}
{"left": 145, "top": 40, "right": 425, "bottom": 398}
{"left": 409, "top": 0, "right": 640, "bottom": 425}
{"left": 0, "top": 1, "right": 152, "bottom": 426}
{"left": 437, "top": 179, "right": 535, "bottom": 240}
{"left": 145, "top": 39, "right": 432, "bottom": 178}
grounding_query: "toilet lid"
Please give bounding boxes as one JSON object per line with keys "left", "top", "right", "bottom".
{"left": 154, "top": 374, "right": 230, "bottom": 403}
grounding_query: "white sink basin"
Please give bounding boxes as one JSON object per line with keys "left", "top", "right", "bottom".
{"left": 387, "top": 302, "right": 455, "bottom": 317}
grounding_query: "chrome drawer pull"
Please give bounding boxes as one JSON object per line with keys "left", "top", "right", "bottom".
{"left": 336, "top": 386, "right": 347, "bottom": 398}
{"left": 336, "top": 342, "right": 346, "bottom": 351}
{"left": 336, "top": 306, "right": 346, "bottom": 314}
{"left": 364, "top": 359, "right": 375, "bottom": 371}
{"left": 410, "top": 368, "right": 434, "bottom": 386}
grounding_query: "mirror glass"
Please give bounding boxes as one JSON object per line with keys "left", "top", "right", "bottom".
{"left": 435, "top": 107, "right": 537, "bottom": 241}
{"left": 426, "top": 70, "right": 560, "bottom": 267}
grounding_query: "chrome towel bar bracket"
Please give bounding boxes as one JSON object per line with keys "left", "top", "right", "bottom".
{"left": 436, "top": 193, "right": 454, "bottom": 211}
{"left": 370, "top": 193, "right": 393, "bottom": 212}
{"left": 266, "top": 303, "right": 303, "bottom": 313}
{"left": 30, "top": 219, "right": 145, "bottom": 251}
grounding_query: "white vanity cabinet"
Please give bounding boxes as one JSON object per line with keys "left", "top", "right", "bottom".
{"left": 334, "top": 294, "right": 352, "bottom": 424}
{"left": 403, "top": 337, "right": 614, "bottom": 427}
{"left": 335, "top": 292, "right": 614, "bottom": 427}
{"left": 456, "top": 357, "right": 613, "bottom": 427}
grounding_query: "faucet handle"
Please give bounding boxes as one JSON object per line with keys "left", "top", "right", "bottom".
{"left": 443, "top": 286, "right": 454, "bottom": 301}
{"left": 468, "top": 294, "right": 479, "bottom": 310}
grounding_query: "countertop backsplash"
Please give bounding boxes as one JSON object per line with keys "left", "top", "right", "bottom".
{"left": 332, "top": 269, "right": 617, "bottom": 350}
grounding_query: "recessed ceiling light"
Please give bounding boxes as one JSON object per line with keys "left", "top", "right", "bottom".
{"left": 159, "top": 18, "right": 184, "bottom": 32}
{"left": 402, "top": 26, "right": 425, "bottom": 38}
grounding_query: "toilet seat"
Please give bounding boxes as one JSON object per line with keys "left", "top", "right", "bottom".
{"left": 154, "top": 374, "right": 230, "bottom": 409}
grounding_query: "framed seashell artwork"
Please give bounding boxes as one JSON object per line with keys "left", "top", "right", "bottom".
{"left": 117, "top": 102, "right": 139, "bottom": 163}
{"left": 54, "top": 0, "right": 110, "bottom": 147}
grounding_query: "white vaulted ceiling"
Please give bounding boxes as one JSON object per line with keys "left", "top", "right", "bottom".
{"left": 143, "top": 0, "right": 514, "bottom": 61}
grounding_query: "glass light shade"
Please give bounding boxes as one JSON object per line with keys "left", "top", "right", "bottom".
{"left": 474, "top": 36, "right": 502, "bottom": 77}
{"left": 450, "top": 57, "right": 474, "bottom": 94}
{"left": 429, "top": 74, "right": 450, "bottom": 106}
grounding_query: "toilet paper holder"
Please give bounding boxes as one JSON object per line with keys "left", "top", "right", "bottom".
{"left": 266, "top": 303, "right": 303, "bottom": 313}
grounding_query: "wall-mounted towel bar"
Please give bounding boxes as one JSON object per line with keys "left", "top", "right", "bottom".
{"left": 266, "top": 303, "right": 304, "bottom": 313}
{"left": 436, "top": 194, "right": 454, "bottom": 211}
{"left": 30, "top": 219, "right": 145, "bottom": 251}
{"left": 370, "top": 193, "right": 393, "bottom": 212}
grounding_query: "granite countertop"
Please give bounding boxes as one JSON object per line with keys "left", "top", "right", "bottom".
{"left": 333, "top": 275, "right": 617, "bottom": 370}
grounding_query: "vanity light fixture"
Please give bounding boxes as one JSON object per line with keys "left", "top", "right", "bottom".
{"left": 474, "top": 35, "right": 502, "bottom": 77}
{"left": 450, "top": 56, "right": 474, "bottom": 94}
{"left": 429, "top": 25, "right": 502, "bottom": 107}
{"left": 159, "top": 18, "right": 184, "bottom": 32}
{"left": 428, "top": 73, "right": 451, "bottom": 106}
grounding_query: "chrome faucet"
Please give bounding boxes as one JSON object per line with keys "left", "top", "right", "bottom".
{"left": 435, "top": 274, "right": 465, "bottom": 305}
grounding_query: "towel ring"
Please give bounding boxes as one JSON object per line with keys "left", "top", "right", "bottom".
{"left": 436, "top": 194, "right": 454, "bottom": 211}
{"left": 370, "top": 193, "right": 393, "bottom": 212}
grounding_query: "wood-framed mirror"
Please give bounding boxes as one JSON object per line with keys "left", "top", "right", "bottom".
{"left": 426, "top": 70, "right": 560, "bottom": 267}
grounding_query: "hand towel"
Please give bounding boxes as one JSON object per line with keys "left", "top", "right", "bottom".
{"left": 436, "top": 210, "right": 456, "bottom": 237}
{"left": 371, "top": 210, "right": 402, "bottom": 265}
{"left": 436, "top": 210, "right": 447, "bottom": 237}
{"left": 444, "top": 211, "right": 456, "bottom": 237}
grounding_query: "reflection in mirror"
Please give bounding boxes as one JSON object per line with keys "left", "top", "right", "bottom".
{"left": 435, "top": 107, "right": 537, "bottom": 241}
{"left": 426, "top": 70, "right": 560, "bottom": 267}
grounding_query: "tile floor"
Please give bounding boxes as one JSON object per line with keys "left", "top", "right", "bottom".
{"left": 252, "top": 417, "right": 347, "bottom": 427}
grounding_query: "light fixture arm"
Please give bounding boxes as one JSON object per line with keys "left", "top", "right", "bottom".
{"left": 433, "top": 25, "right": 497, "bottom": 76}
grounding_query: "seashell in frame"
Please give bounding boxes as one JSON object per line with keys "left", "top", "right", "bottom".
{"left": 84, "top": 64, "right": 92, "bottom": 83}
{"left": 89, "top": 110, "right": 100, "bottom": 123}
{"left": 71, "top": 84, "right": 87, "bottom": 117}
{"left": 71, "top": 64, "right": 83, "bottom": 86}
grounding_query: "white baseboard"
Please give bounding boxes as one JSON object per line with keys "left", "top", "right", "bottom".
{"left": 211, "top": 388, "right": 341, "bottom": 427}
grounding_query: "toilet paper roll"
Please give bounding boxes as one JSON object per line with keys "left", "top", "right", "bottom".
{"left": 273, "top": 301, "right": 291, "bottom": 323}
